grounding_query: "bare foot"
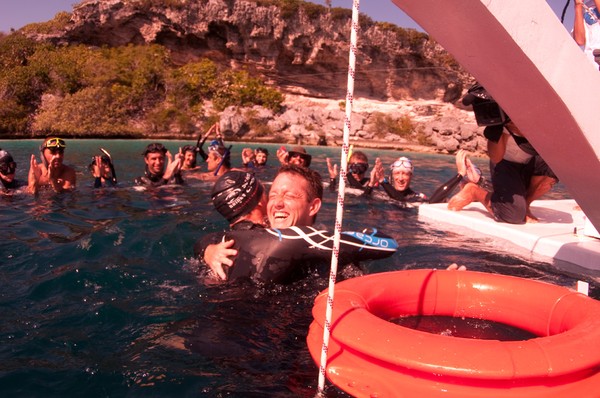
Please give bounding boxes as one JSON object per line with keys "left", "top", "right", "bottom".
{"left": 525, "top": 212, "right": 539, "bottom": 223}
{"left": 464, "top": 157, "right": 481, "bottom": 184}
{"left": 455, "top": 149, "right": 467, "bottom": 176}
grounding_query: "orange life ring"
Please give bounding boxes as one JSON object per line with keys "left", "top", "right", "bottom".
{"left": 307, "top": 269, "right": 600, "bottom": 397}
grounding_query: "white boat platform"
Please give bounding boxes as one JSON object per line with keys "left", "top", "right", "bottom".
{"left": 418, "top": 199, "right": 600, "bottom": 273}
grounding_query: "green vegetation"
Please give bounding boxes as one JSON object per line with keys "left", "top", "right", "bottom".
{"left": 252, "top": 0, "right": 325, "bottom": 19}
{"left": 370, "top": 112, "right": 414, "bottom": 139}
{"left": 375, "top": 22, "right": 429, "bottom": 48}
{"left": 0, "top": 0, "right": 452, "bottom": 140}
{"left": 0, "top": 34, "right": 283, "bottom": 137}
{"left": 20, "top": 12, "right": 71, "bottom": 35}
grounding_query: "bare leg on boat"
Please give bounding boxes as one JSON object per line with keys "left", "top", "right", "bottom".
{"left": 447, "top": 182, "right": 492, "bottom": 213}
{"left": 525, "top": 175, "right": 557, "bottom": 223}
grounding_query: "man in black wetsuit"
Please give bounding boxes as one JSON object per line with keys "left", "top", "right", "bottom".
{"left": 371, "top": 156, "right": 428, "bottom": 202}
{"left": 134, "top": 143, "right": 183, "bottom": 187}
{"left": 326, "top": 150, "right": 372, "bottom": 191}
{"left": 195, "top": 165, "right": 324, "bottom": 280}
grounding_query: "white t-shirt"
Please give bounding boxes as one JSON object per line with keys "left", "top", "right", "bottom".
{"left": 502, "top": 129, "right": 534, "bottom": 164}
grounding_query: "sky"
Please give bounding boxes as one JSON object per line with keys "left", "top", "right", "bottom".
{"left": 0, "top": 0, "right": 576, "bottom": 35}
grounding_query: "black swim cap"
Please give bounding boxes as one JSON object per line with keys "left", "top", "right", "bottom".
{"left": 211, "top": 171, "right": 264, "bottom": 223}
{"left": 0, "top": 148, "right": 16, "bottom": 175}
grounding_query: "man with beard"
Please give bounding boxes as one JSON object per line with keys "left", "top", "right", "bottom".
{"left": 28, "top": 137, "right": 76, "bottom": 194}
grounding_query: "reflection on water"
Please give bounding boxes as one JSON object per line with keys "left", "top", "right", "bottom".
{"left": 393, "top": 315, "right": 538, "bottom": 341}
{"left": 0, "top": 140, "right": 598, "bottom": 397}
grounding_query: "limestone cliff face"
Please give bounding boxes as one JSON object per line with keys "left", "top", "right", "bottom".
{"left": 45, "top": 0, "right": 468, "bottom": 102}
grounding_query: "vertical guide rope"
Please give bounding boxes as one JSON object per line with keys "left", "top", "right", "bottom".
{"left": 316, "top": 0, "right": 360, "bottom": 395}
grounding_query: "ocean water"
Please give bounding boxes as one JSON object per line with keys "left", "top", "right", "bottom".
{"left": 1, "top": 139, "right": 598, "bottom": 397}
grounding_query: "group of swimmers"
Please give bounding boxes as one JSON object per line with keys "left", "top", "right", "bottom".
{"left": 2, "top": 83, "right": 553, "bottom": 282}
{"left": 0, "top": 123, "right": 273, "bottom": 194}
{"left": 0, "top": 137, "right": 77, "bottom": 195}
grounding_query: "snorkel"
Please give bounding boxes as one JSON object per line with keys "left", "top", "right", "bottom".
{"left": 213, "top": 145, "right": 232, "bottom": 176}
{"left": 100, "top": 148, "right": 117, "bottom": 184}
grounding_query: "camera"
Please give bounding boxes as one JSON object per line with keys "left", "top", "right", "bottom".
{"left": 462, "top": 84, "right": 509, "bottom": 127}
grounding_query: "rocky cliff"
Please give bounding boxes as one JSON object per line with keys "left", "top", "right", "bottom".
{"left": 25, "top": 0, "right": 482, "bottom": 154}
{"left": 38, "top": 0, "right": 467, "bottom": 102}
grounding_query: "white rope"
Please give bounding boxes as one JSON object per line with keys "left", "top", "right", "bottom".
{"left": 316, "top": 0, "right": 360, "bottom": 395}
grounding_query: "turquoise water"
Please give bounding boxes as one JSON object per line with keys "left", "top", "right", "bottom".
{"left": 1, "top": 139, "right": 598, "bottom": 397}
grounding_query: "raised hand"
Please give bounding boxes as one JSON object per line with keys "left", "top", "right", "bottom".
{"left": 326, "top": 157, "right": 338, "bottom": 179}
{"left": 27, "top": 154, "right": 41, "bottom": 194}
{"left": 92, "top": 156, "right": 102, "bottom": 178}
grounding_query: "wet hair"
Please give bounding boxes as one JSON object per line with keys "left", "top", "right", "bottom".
{"left": 209, "top": 149, "right": 231, "bottom": 170}
{"left": 182, "top": 145, "right": 198, "bottom": 168}
{"left": 276, "top": 164, "right": 323, "bottom": 201}
{"left": 348, "top": 151, "right": 369, "bottom": 175}
{"left": 208, "top": 140, "right": 231, "bottom": 170}
{"left": 142, "top": 143, "right": 167, "bottom": 156}
{"left": 0, "top": 148, "right": 14, "bottom": 165}
{"left": 182, "top": 145, "right": 197, "bottom": 154}
{"left": 349, "top": 151, "right": 368, "bottom": 164}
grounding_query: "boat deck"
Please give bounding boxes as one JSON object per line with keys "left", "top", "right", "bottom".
{"left": 418, "top": 199, "right": 600, "bottom": 273}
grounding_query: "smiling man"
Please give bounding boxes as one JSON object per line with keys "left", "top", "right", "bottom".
{"left": 267, "top": 164, "right": 322, "bottom": 228}
{"left": 135, "top": 142, "right": 183, "bottom": 187}
{"left": 196, "top": 165, "right": 324, "bottom": 280}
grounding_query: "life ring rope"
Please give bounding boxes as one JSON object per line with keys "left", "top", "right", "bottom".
{"left": 317, "top": 0, "right": 361, "bottom": 393}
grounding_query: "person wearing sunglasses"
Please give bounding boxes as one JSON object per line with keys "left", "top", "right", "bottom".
{"left": 135, "top": 142, "right": 184, "bottom": 187}
{"left": 0, "top": 148, "right": 25, "bottom": 194}
{"left": 573, "top": 0, "right": 600, "bottom": 69}
{"left": 28, "top": 137, "right": 76, "bottom": 195}
{"left": 276, "top": 145, "right": 312, "bottom": 168}
{"left": 326, "top": 150, "right": 372, "bottom": 192}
